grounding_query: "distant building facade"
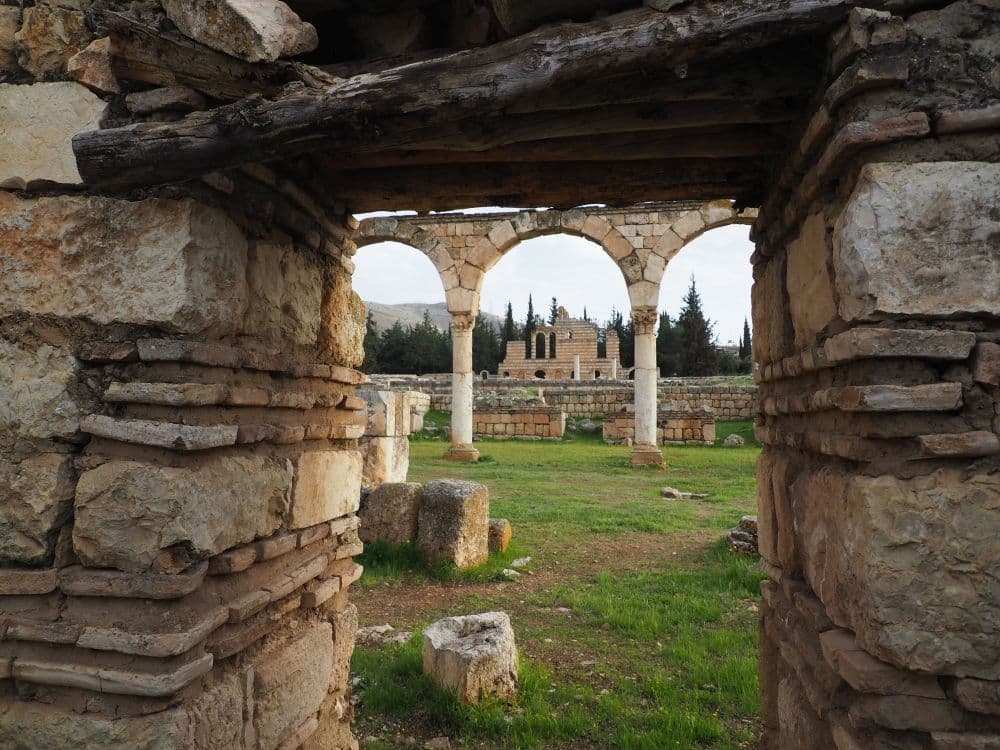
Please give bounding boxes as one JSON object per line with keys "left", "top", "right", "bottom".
{"left": 498, "top": 307, "right": 620, "bottom": 379}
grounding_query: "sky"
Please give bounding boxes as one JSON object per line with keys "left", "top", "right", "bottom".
{"left": 352, "top": 215, "right": 754, "bottom": 347}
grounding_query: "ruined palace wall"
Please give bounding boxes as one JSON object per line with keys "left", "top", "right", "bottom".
{"left": 602, "top": 408, "right": 716, "bottom": 446}
{"left": 473, "top": 406, "right": 565, "bottom": 439}
{"left": 752, "top": 5, "right": 1000, "bottom": 748}
{"left": 381, "top": 378, "right": 757, "bottom": 420}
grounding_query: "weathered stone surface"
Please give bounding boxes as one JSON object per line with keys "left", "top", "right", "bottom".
{"left": 795, "top": 467, "right": 1000, "bottom": 678}
{"left": 777, "top": 674, "right": 835, "bottom": 749}
{"left": 973, "top": 343, "right": 1000, "bottom": 387}
{"left": 0, "top": 82, "right": 106, "bottom": 188}
{"left": 74, "top": 457, "right": 292, "bottom": 572}
{"left": 359, "top": 482, "right": 422, "bottom": 545}
{"left": 321, "top": 270, "right": 366, "bottom": 367}
{"left": 0, "top": 7, "right": 20, "bottom": 72}
{"left": 423, "top": 612, "right": 518, "bottom": 705}
{"left": 66, "top": 37, "right": 118, "bottom": 94}
{"left": 246, "top": 239, "right": 324, "bottom": 347}
{"left": 955, "top": 679, "right": 1000, "bottom": 717}
{"left": 823, "top": 328, "right": 977, "bottom": 363}
{"left": 918, "top": 432, "right": 1000, "bottom": 458}
{"left": 417, "top": 479, "right": 489, "bottom": 569}
{"left": 81, "top": 415, "right": 238, "bottom": 451}
{"left": 786, "top": 213, "right": 837, "bottom": 348}
{"left": 358, "top": 389, "right": 400, "bottom": 437}
{"left": 253, "top": 622, "right": 333, "bottom": 750}
{"left": 58, "top": 561, "right": 208, "bottom": 600}
{"left": 850, "top": 694, "right": 965, "bottom": 733}
{"left": 0, "top": 195, "right": 248, "bottom": 334}
{"left": 361, "top": 435, "right": 410, "bottom": 487}
{"left": 931, "top": 733, "right": 1000, "bottom": 750}
{"left": 819, "top": 628, "right": 944, "bottom": 698}
{"left": 0, "top": 337, "right": 81, "bottom": 439}
{"left": 834, "top": 162, "right": 1000, "bottom": 321}
{"left": 14, "top": 5, "right": 91, "bottom": 79}
{"left": 0, "top": 454, "right": 75, "bottom": 564}
{"left": 125, "top": 86, "right": 207, "bottom": 115}
{"left": 724, "top": 433, "right": 745, "bottom": 447}
{"left": 163, "top": 0, "right": 318, "bottom": 63}
{"left": 290, "top": 450, "right": 362, "bottom": 529}
{"left": 488, "top": 518, "right": 512, "bottom": 553}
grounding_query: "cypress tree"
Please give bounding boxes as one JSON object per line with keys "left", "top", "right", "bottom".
{"left": 502, "top": 301, "right": 517, "bottom": 344}
{"left": 548, "top": 296, "right": 559, "bottom": 324}
{"left": 361, "top": 311, "right": 380, "bottom": 374}
{"left": 524, "top": 294, "right": 536, "bottom": 358}
{"left": 676, "top": 277, "right": 719, "bottom": 376}
{"left": 739, "top": 318, "right": 752, "bottom": 362}
{"left": 656, "top": 312, "right": 681, "bottom": 376}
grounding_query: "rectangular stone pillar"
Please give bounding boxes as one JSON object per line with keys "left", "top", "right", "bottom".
{"left": 753, "top": 6, "right": 1000, "bottom": 747}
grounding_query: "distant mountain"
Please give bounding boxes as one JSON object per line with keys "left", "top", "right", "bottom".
{"left": 364, "top": 301, "right": 502, "bottom": 332}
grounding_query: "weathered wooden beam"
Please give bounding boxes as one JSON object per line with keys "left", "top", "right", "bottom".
{"left": 333, "top": 125, "right": 787, "bottom": 168}
{"left": 325, "top": 157, "right": 767, "bottom": 212}
{"left": 74, "top": 0, "right": 850, "bottom": 190}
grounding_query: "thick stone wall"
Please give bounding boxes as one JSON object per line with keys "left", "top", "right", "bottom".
{"left": 473, "top": 406, "right": 565, "bottom": 440}
{"left": 373, "top": 377, "right": 757, "bottom": 420}
{"left": 602, "top": 407, "right": 715, "bottom": 446}
{"left": 753, "top": 5, "right": 1000, "bottom": 747}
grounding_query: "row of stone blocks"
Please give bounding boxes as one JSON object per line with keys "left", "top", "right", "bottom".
{"left": 473, "top": 407, "right": 566, "bottom": 440}
{"left": 602, "top": 408, "right": 716, "bottom": 446}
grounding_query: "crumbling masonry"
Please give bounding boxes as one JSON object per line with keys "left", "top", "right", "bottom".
{"left": 0, "top": 0, "right": 997, "bottom": 748}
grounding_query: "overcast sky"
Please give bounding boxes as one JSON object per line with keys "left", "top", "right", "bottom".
{"left": 352, "top": 216, "right": 754, "bottom": 346}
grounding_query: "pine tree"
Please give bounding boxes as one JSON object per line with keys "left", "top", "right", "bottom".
{"left": 548, "top": 296, "right": 559, "bottom": 325}
{"left": 473, "top": 317, "right": 502, "bottom": 374}
{"left": 656, "top": 312, "right": 681, "bottom": 376}
{"left": 524, "top": 294, "right": 536, "bottom": 358}
{"left": 361, "top": 311, "right": 380, "bottom": 373}
{"left": 676, "top": 277, "right": 719, "bottom": 376}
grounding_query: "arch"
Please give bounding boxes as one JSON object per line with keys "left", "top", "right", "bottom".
{"left": 594, "top": 369, "right": 602, "bottom": 379}
{"left": 549, "top": 332, "right": 557, "bottom": 359}
{"left": 535, "top": 332, "right": 546, "bottom": 359}
{"left": 534, "top": 370, "right": 546, "bottom": 379}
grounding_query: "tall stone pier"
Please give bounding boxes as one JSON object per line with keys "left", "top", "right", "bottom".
{"left": 753, "top": 4, "right": 1000, "bottom": 747}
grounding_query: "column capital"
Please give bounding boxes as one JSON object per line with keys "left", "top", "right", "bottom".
{"left": 630, "top": 306, "right": 658, "bottom": 336}
{"left": 450, "top": 313, "right": 476, "bottom": 333}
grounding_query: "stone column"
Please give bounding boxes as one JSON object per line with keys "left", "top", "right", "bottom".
{"left": 573, "top": 354, "right": 581, "bottom": 381}
{"left": 444, "top": 314, "right": 480, "bottom": 462}
{"left": 629, "top": 307, "right": 664, "bottom": 467}
{"left": 611, "top": 357, "right": 618, "bottom": 380}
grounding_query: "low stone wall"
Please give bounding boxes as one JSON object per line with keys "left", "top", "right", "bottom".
{"left": 370, "top": 376, "right": 756, "bottom": 420}
{"left": 474, "top": 406, "right": 565, "bottom": 440}
{"left": 603, "top": 406, "right": 715, "bottom": 446}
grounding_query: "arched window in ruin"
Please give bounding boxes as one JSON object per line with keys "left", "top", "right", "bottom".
{"left": 594, "top": 369, "right": 602, "bottom": 379}
{"left": 534, "top": 370, "right": 546, "bottom": 379}
{"left": 549, "top": 332, "right": 557, "bottom": 359}
{"left": 480, "top": 370, "right": 489, "bottom": 380}
{"left": 535, "top": 332, "right": 546, "bottom": 359}
{"left": 502, "top": 371, "right": 510, "bottom": 377}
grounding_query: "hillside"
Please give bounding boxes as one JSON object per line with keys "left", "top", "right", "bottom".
{"left": 364, "top": 301, "right": 502, "bottom": 332}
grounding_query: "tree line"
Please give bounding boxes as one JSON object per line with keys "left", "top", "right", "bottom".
{"left": 361, "top": 278, "right": 751, "bottom": 376}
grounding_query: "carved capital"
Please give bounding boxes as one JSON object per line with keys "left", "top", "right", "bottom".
{"left": 451, "top": 314, "right": 476, "bottom": 333}
{"left": 630, "top": 306, "right": 658, "bottom": 335}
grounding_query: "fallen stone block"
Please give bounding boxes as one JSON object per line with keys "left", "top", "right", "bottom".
{"left": 417, "top": 479, "right": 489, "bottom": 569}
{"left": 359, "top": 482, "right": 423, "bottom": 545}
{"left": 423, "top": 612, "right": 518, "bottom": 705}
{"left": 488, "top": 518, "right": 513, "bottom": 553}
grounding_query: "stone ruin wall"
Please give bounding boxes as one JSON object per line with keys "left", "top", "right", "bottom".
{"left": 0, "top": 8, "right": 367, "bottom": 746}
{"left": 390, "top": 378, "right": 757, "bottom": 420}
{"left": 750, "top": 4, "right": 1000, "bottom": 748}
{"left": 498, "top": 315, "right": 621, "bottom": 380}
{"left": 602, "top": 408, "right": 716, "bottom": 446}
{"left": 473, "top": 406, "right": 566, "bottom": 440}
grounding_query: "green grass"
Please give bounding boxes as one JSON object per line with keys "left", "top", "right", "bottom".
{"left": 353, "top": 420, "right": 763, "bottom": 749}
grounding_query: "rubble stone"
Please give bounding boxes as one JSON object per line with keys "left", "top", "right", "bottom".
{"left": 0, "top": 337, "right": 81, "bottom": 440}
{"left": 66, "top": 37, "right": 118, "bottom": 94}
{"left": 417, "top": 479, "right": 489, "bottom": 569}
{"left": 0, "top": 7, "right": 21, "bottom": 72}
{"left": 14, "top": 5, "right": 91, "bottom": 79}
{"left": 0, "top": 454, "right": 75, "bottom": 564}
{"left": 488, "top": 519, "right": 513, "bottom": 553}
{"left": 359, "top": 482, "right": 423, "bottom": 545}
{"left": 423, "top": 612, "right": 518, "bottom": 704}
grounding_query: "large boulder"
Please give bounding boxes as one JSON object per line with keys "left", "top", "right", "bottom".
{"left": 422, "top": 612, "right": 518, "bottom": 705}
{"left": 359, "top": 482, "right": 423, "bottom": 545}
{"left": 417, "top": 479, "right": 489, "bottom": 569}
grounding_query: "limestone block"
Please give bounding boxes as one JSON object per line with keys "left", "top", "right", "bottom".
{"left": 253, "top": 622, "right": 334, "bottom": 750}
{"left": 0, "top": 337, "right": 81, "bottom": 439}
{"left": 359, "top": 389, "right": 399, "bottom": 436}
{"left": 246, "top": 239, "right": 324, "bottom": 347}
{"left": 0, "top": 82, "right": 106, "bottom": 188}
{"left": 291, "top": 450, "right": 362, "bottom": 529}
{"left": 162, "top": 0, "right": 318, "bottom": 63}
{"left": 834, "top": 162, "right": 1000, "bottom": 321}
{"left": 786, "top": 213, "right": 837, "bottom": 348}
{"left": 795, "top": 467, "right": 1000, "bottom": 678}
{"left": 66, "top": 37, "right": 118, "bottom": 94}
{"left": 0, "top": 7, "right": 20, "bottom": 72}
{"left": 74, "top": 456, "right": 292, "bottom": 573}
{"left": 751, "top": 254, "right": 792, "bottom": 364}
{"left": 0, "top": 194, "right": 248, "bottom": 334}
{"left": 417, "top": 479, "right": 489, "bottom": 569}
{"left": 320, "top": 270, "right": 365, "bottom": 367}
{"left": 423, "top": 612, "right": 518, "bottom": 704}
{"left": 359, "top": 482, "right": 422, "bottom": 545}
{"left": 488, "top": 518, "right": 513, "bottom": 553}
{"left": 362, "top": 435, "right": 410, "bottom": 487}
{"left": 0, "top": 454, "right": 75, "bottom": 564}
{"left": 973, "top": 343, "right": 1000, "bottom": 387}
{"left": 14, "top": 5, "right": 91, "bottom": 78}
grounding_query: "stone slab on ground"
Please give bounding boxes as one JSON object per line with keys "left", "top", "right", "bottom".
{"left": 423, "top": 612, "right": 518, "bottom": 705}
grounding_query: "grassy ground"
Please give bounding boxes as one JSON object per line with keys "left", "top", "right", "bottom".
{"left": 352, "top": 421, "right": 763, "bottom": 749}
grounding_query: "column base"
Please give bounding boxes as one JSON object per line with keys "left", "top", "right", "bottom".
{"left": 628, "top": 444, "right": 665, "bottom": 468}
{"left": 443, "top": 444, "right": 480, "bottom": 462}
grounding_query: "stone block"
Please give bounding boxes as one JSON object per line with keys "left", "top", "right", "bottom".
{"left": 850, "top": 694, "right": 964, "bottom": 733}
{"left": 14, "top": 6, "right": 91, "bottom": 79}
{"left": 0, "top": 7, "right": 19, "bottom": 73}
{"left": 291, "top": 450, "right": 363, "bottom": 529}
{"left": 819, "top": 628, "right": 944, "bottom": 698}
{"left": 162, "top": 0, "right": 317, "bottom": 63}
{"left": 795, "top": 467, "right": 1000, "bottom": 678}
{"left": 776, "top": 673, "right": 835, "bottom": 749}
{"left": 67, "top": 37, "right": 118, "bottom": 94}
{"left": 246, "top": 239, "right": 324, "bottom": 347}
{"left": 488, "top": 518, "right": 513, "bottom": 553}
{"left": 0, "top": 454, "right": 74, "bottom": 565}
{"left": 417, "top": 479, "right": 489, "bottom": 569}
{"left": 973, "top": 343, "right": 1000, "bottom": 387}
{"left": 834, "top": 162, "right": 1000, "bottom": 321}
{"left": 931, "top": 733, "right": 1000, "bottom": 750}
{"left": 361, "top": 436, "right": 410, "bottom": 487}
{"left": 423, "top": 612, "right": 518, "bottom": 705}
{"left": 358, "top": 389, "right": 399, "bottom": 436}
{"left": 253, "top": 622, "right": 333, "bottom": 750}
{"left": 0, "top": 337, "right": 81, "bottom": 440}
{"left": 0, "top": 194, "right": 248, "bottom": 334}
{"left": 320, "top": 270, "right": 365, "bottom": 368}
{"left": 359, "top": 482, "right": 422, "bottom": 545}
{"left": 74, "top": 456, "right": 292, "bottom": 573}
{"left": 823, "top": 328, "right": 977, "bottom": 363}
{"left": 786, "top": 213, "right": 837, "bottom": 348}
{"left": 0, "top": 82, "right": 106, "bottom": 188}
{"left": 954, "top": 678, "right": 1000, "bottom": 717}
